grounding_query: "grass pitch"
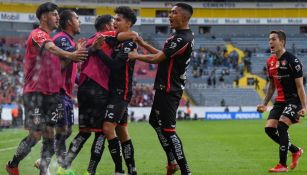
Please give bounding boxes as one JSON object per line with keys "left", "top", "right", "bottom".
{"left": 1, "top": 117, "right": 307, "bottom": 175}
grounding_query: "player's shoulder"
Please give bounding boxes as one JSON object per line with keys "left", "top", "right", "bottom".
{"left": 53, "top": 35, "right": 72, "bottom": 47}
{"left": 284, "top": 51, "right": 299, "bottom": 62}
{"left": 174, "top": 29, "right": 193, "bottom": 42}
{"left": 101, "top": 30, "right": 117, "bottom": 37}
{"left": 31, "top": 28, "right": 49, "bottom": 38}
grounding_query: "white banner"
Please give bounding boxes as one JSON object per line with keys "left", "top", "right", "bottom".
{"left": 1, "top": 12, "right": 307, "bottom": 25}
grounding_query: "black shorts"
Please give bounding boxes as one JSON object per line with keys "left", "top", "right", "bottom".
{"left": 268, "top": 101, "right": 301, "bottom": 123}
{"left": 149, "top": 90, "right": 182, "bottom": 130}
{"left": 105, "top": 92, "right": 128, "bottom": 124}
{"left": 24, "top": 92, "right": 60, "bottom": 131}
{"left": 78, "top": 79, "right": 108, "bottom": 132}
{"left": 118, "top": 109, "right": 128, "bottom": 126}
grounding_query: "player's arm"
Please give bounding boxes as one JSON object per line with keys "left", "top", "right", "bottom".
{"left": 32, "top": 31, "right": 87, "bottom": 62}
{"left": 263, "top": 78, "right": 275, "bottom": 105}
{"left": 53, "top": 36, "right": 78, "bottom": 69}
{"left": 134, "top": 36, "right": 160, "bottom": 54}
{"left": 128, "top": 50, "right": 166, "bottom": 64}
{"left": 295, "top": 77, "right": 307, "bottom": 116}
{"left": 44, "top": 41, "right": 87, "bottom": 62}
{"left": 95, "top": 49, "right": 127, "bottom": 69}
{"left": 117, "top": 31, "right": 138, "bottom": 42}
{"left": 257, "top": 78, "right": 275, "bottom": 113}
{"left": 290, "top": 57, "right": 306, "bottom": 116}
{"left": 129, "top": 35, "right": 188, "bottom": 64}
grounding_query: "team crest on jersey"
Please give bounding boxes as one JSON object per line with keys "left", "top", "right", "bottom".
{"left": 281, "top": 60, "right": 287, "bottom": 66}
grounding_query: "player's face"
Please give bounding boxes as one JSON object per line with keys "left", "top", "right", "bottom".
{"left": 169, "top": 6, "right": 184, "bottom": 29}
{"left": 69, "top": 12, "right": 81, "bottom": 35}
{"left": 269, "top": 33, "right": 284, "bottom": 54}
{"left": 113, "top": 14, "right": 130, "bottom": 32}
{"left": 46, "top": 10, "right": 59, "bottom": 30}
{"left": 106, "top": 18, "right": 115, "bottom": 31}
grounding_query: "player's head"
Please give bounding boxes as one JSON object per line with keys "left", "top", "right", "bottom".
{"left": 59, "top": 10, "right": 81, "bottom": 35}
{"left": 169, "top": 3, "right": 193, "bottom": 30}
{"left": 269, "top": 30, "right": 286, "bottom": 54}
{"left": 36, "top": 2, "right": 59, "bottom": 30}
{"left": 114, "top": 6, "right": 137, "bottom": 32}
{"left": 94, "top": 14, "right": 114, "bottom": 32}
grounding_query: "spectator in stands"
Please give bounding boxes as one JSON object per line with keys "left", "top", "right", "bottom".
{"left": 11, "top": 106, "right": 19, "bottom": 128}
{"left": 212, "top": 75, "right": 216, "bottom": 88}
{"left": 207, "top": 76, "right": 212, "bottom": 87}
{"left": 17, "top": 103, "right": 23, "bottom": 127}
{"left": 255, "top": 78, "right": 260, "bottom": 90}
{"left": 238, "top": 106, "right": 242, "bottom": 112}
{"left": 220, "top": 98, "right": 226, "bottom": 107}
{"left": 184, "top": 99, "right": 191, "bottom": 120}
{"left": 193, "top": 113, "right": 198, "bottom": 120}
{"left": 224, "top": 105, "right": 230, "bottom": 113}
{"left": 219, "top": 75, "right": 225, "bottom": 87}
{"left": 234, "top": 75, "right": 239, "bottom": 87}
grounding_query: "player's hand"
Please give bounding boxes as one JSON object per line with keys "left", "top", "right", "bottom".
{"left": 128, "top": 50, "right": 138, "bottom": 61}
{"left": 76, "top": 38, "right": 87, "bottom": 50}
{"left": 256, "top": 104, "right": 267, "bottom": 113}
{"left": 297, "top": 108, "right": 306, "bottom": 117}
{"left": 70, "top": 49, "right": 88, "bottom": 62}
{"left": 91, "top": 34, "right": 105, "bottom": 51}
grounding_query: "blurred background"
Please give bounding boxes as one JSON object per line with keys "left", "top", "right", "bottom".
{"left": 1, "top": 0, "right": 307, "bottom": 127}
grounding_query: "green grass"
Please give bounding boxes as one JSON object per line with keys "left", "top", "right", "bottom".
{"left": 1, "top": 117, "right": 307, "bottom": 175}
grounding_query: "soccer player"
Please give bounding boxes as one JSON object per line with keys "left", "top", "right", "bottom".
{"left": 128, "top": 3, "right": 194, "bottom": 175}
{"left": 34, "top": 9, "right": 81, "bottom": 172}
{"left": 56, "top": 15, "right": 112, "bottom": 175}
{"left": 257, "top": 30, "right": 306, "bottom": 172}
{"left": 93, "top": 6, "right": 138, "bottom": 174}
{"left": 58, "top": 13, "right": 137, "bottom": 175}
{"left": 5, "top": 2, "right": 87, "bottom": 175}
{"left": 36, "top": 9, "right": 82, "bottom": 168}
{"left": 53, "top": 9, "right": 81, "bottom": 167}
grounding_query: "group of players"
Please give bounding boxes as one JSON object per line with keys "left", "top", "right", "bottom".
{"left": 5, "top": 1, "right": 194, "bottom": 175}
{"left": 4, "top": 0, "right": 307, "bottom": 175}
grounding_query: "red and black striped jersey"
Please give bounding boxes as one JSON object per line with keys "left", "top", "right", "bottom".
{"left": 155, "top": 29, "right": 194, "bottom": 93}
{"left": 266, "top": 51, "right": 303, "bottom": 103}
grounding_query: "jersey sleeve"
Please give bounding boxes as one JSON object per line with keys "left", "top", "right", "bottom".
{"left": 53, "top": 36, "right": 75, "bottom": 52}
{"left": 289, "top": 57, "right": 303, "bottom": 78}
{"left": 102, "top": 31, "right": 118, "bottom": 47}
{"left": 31, "top": 30, "right": 51, "bottom": 48}
{"left": 122, "top": 40, "right": 137, "bottom": 54}
{"left": 163, "top": 35, "right": 189, "bottom": 59}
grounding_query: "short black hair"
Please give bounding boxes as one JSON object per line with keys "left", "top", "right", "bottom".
{"left": 59, "top": 10, "right": 75, "bottom": 30}
{"left": 95, "top": 14, "right": 113, "bottom": 31}
{"left": 114, "top": 6, "right": 137, "bottom": 27}
{"left": 270, "top": 30, "right": 287, "bottom": 46}
{"left": 36, "top": 2, "right": 59, "bottom": 20}
{"left": 175, "top": 3, "right": 193, "bottom": 16}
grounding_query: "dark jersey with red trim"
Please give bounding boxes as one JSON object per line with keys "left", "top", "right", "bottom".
{"left": 109, "top": 39, "right": 137, "bottom": 102}
{"left": 155, "top": 29, "right": 194, "bottom": 92}
{"left": 266, "top": 51, "right": 303, "bottom": 103}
